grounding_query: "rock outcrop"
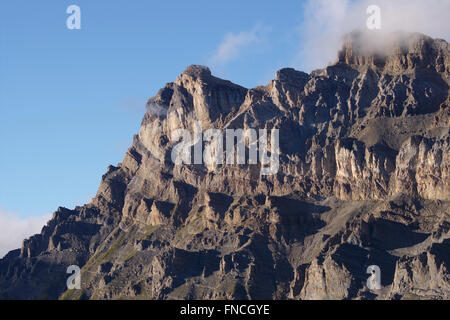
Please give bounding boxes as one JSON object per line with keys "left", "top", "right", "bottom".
{"left": 0, "top": 31, "right": 448, "bottom": 300}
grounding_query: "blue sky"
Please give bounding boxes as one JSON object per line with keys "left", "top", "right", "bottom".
{"left": 0, "top": 0, "right": 312, "bottom": 220}
{"left": 0, "top": 0, "right": 448, "bottom": 240}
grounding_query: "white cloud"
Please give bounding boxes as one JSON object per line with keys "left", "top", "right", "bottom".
{"left": 296, "top": 0, "right": 450, "bottom": 72}
{"left": 209, "top": 25, "right": 264, "bottom": 66}
{"left": 0, "top": 208, "right": 51, "bottom": 258}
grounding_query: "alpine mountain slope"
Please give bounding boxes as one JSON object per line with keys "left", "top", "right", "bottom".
{"left": 1, "top": 31, "right": 449, "bottom": 300}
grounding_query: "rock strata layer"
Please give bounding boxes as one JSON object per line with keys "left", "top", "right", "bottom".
{"left": 0, "top": 32, "right": 449, "bottom": 300}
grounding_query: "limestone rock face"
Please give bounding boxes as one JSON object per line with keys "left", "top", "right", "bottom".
{"left": 333, "top": 139, "right": 395, "bottom": 200}
{"left": 390, "top": 240, "right": 450, "bottom": 299}
{"left": 0, "top": 32, "right": 448, "bottom": 300}
{"left": 393, "top": 136, "right": 449, "bottom": 200}
{"left": 300, "top": 256, "right": 354, "bottom": 300}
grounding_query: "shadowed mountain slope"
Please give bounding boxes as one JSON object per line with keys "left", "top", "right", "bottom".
{"left": 1, "top": 31, "right": 449, "bottom": 300}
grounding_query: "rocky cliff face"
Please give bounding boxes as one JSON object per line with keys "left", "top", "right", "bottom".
{"left": 0, "top": 31, "right": 448, "bottom": 300}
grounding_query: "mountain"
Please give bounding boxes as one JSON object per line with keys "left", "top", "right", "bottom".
{"left": 0, "top": 31, "right": 449, "bottom": 300}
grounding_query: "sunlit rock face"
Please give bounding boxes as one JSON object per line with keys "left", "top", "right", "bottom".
{"left": 0, "top": 32, "right": 448, "bottom": 300}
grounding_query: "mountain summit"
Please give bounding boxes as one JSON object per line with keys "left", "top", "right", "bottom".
{"left": 1, "top": 32, "right": 449, "bottom": 300}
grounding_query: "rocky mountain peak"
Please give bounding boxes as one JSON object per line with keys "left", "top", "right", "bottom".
{"left": 337, "top": 31, "right": 449, "bottom": 76}
{"left": 275, "top": 68, "right": 310, "bottom": 85}
{"left": 0, "top": 32, "right": 448, "bottom": 301}
{"left": 179, "top": 64, "right": 212, "bottom": 79}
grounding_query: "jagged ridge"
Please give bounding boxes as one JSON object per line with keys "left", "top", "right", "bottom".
{"left": 0, "top": 32, "right": 449, "bottom": 300}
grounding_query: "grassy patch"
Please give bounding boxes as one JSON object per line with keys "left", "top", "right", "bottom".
{"left": 60, "top": 289, "right": 84, "bottom": 300}
{"left": 84, "top": 233, "right": 127, "bottom": 271}
{"left": 124, "top": 250, "right": 138, "bottom": 263}
{"left": 60, "top": 232, "right": 127, "bottom": 300}
{"left": 141, "top": 225, "right": 159, "bottom": 240}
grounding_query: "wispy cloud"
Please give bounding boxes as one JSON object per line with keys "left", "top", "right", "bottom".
{"left": 0, "top": 208, "right": 51, "bottom": 258}
{"left": 296, "top": 0, "right": 450, "bottom": 72}
{"left": 209, "top": 25, "right": 265, "bottom": 66}
{"left": 118, "top": 97, "right": 146, "bottom": 114}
